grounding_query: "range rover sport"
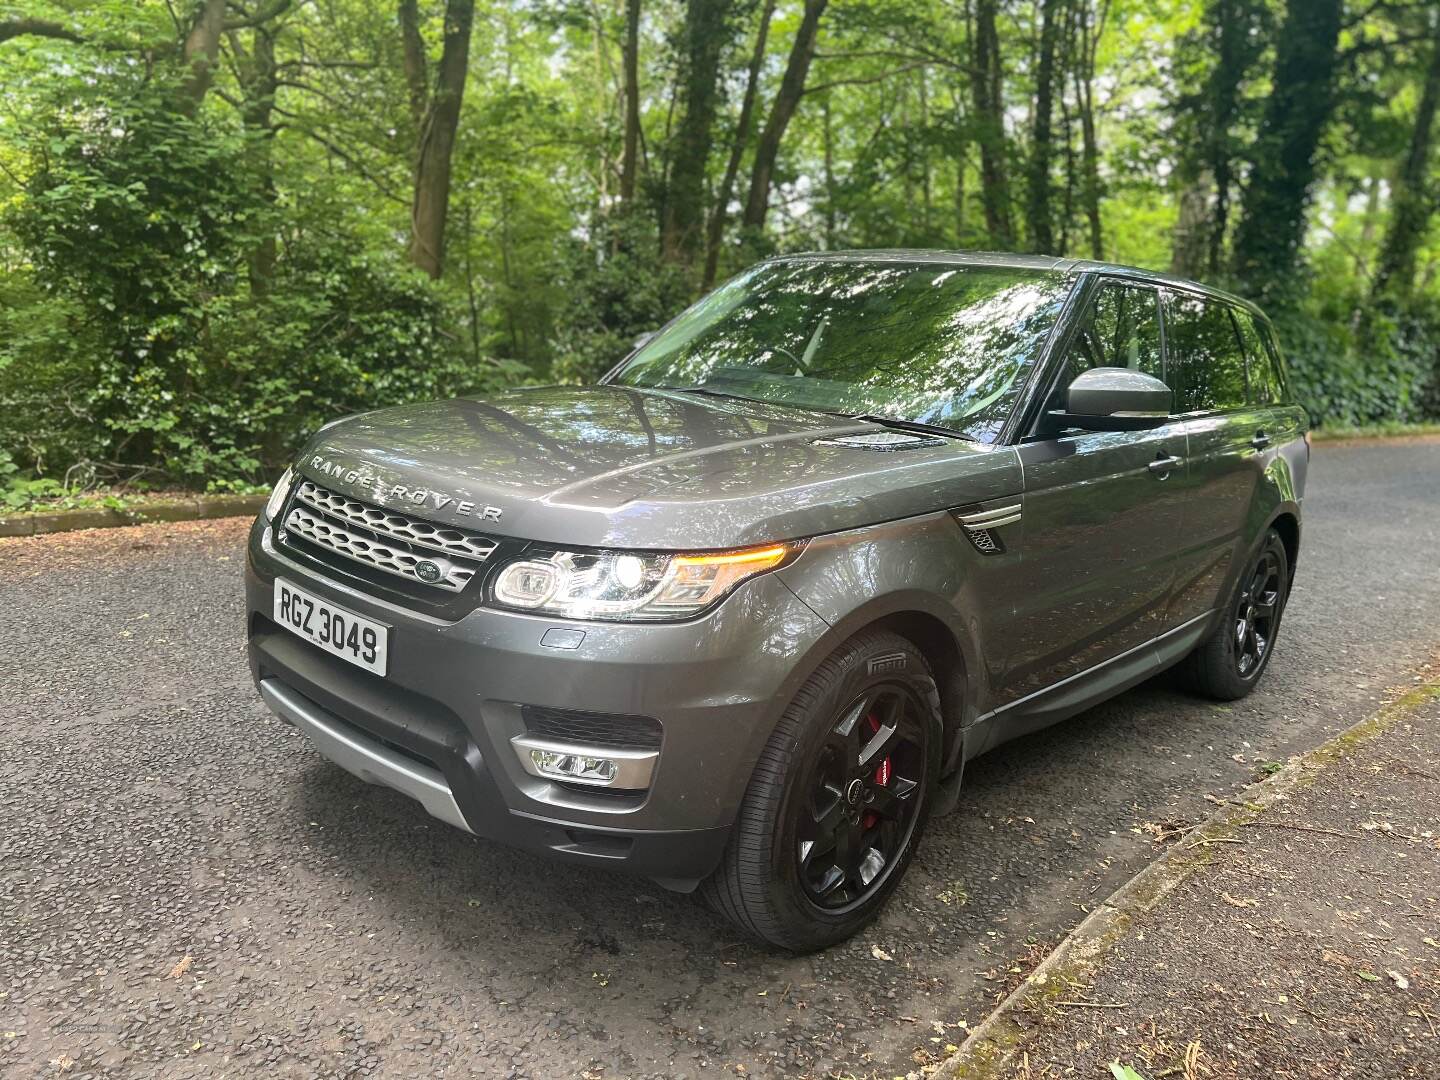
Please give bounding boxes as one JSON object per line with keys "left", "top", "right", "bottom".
{"left": 245, "top": 251, "right": 1307, "bottom": 951}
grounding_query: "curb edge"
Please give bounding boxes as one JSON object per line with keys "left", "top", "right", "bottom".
{"left": 0, "top": 495, "right": 265, "bottom": 538}
{"left": 934, "top": 675, "right": 1440, "bottom": 1079}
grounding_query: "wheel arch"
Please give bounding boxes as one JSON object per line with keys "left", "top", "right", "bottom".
{"left": 1268, "top": 508, "right": 1301, "bottom": 585}
{"left": 775, "top": 593, "right": 977, "bottom": 778}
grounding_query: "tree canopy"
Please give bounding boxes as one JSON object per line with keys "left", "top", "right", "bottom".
{"left": 1, "top": 0, "right": 1438, "bottom": 489}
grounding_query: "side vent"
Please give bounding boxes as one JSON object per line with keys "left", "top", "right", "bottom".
{"left": 951, "top": 503, "right": 1022, "bottom": 556}
{"left": 967, "top": 527, "right": 1002, "bottom": 554}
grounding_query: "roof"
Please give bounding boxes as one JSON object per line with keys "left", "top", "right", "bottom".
{"left": 769, "top": 248, "right": 1266, "bottom": 317}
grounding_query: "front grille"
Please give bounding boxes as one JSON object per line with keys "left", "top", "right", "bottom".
{"left": 294, "top": 481, "right": 498, "bottom": 560}
{"left": 521, "top": 705, "right": 663, "bottom": 750}
{"left": 281, "top": 480, "right": 498, "bottom": 592}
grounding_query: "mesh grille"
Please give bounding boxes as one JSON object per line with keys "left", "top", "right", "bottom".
{"left": 283, "top": 505, "right": 478, "bottom": 591}
{"left": 294, "top": 480, "right": 498, "bottom": 561}
{"left": 521, "top": 705, "right": 663, "bottom": 750}
{"left": 968, "top": 528, "right": 1001, "bottom": 554}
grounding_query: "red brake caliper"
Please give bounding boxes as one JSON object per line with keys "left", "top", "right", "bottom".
{"left": 863, "top": 713, "right": 892, "bottom": 829}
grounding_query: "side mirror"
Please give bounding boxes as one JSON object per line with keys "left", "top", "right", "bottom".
{"left": 1049, "top": 367, "right": 1172, "bottom": 432}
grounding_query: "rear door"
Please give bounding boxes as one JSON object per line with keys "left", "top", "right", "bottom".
{"left": 1161, "top": 290, "right": 1268, "bottom": 629}
{"left": 1000, "top": 278, "right": 1190, "bottom": 706}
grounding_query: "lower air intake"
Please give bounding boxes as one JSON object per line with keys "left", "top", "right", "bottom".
{"left": 520, "top": 705, "right": 663, "bottom": 751}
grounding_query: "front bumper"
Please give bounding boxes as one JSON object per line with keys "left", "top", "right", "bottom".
{"left": 244, "top": 518, "right": 829, "bottom": 887}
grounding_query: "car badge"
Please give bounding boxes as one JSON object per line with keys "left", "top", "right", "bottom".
{"left": 415, "top": 560, "right": 443, "bottom": 584}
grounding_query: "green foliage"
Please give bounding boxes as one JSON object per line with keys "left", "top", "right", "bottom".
{"left": 0, "top": 51, "right": 513, "bottom": 489}
{"left": 1276, "top": 293, "right": 1440, "bottom": 429}
{"left": 1, "top": 0, "right": 1439, "bottom": 496}
{"left": 550, "top": 217, "right": 694, "bottom": 384}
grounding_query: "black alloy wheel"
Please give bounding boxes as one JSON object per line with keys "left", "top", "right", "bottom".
{"left": 1233, "top": 549, "right": 1282, "bottom": 679}
{"left": 797, "top": 684, "right": 927, "bottom": 912}
{"left": 1177, "top": 527, "right": 1290, "bottom": 702}
{"left": 701, "top": 630, "right": 943, "bottom": 951}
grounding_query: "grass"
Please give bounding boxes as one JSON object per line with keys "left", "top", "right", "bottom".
{"left": 1310, "top": 420, "right": 1440, "bottom": 442}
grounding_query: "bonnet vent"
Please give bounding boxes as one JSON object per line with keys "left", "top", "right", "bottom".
{"left": 815, "top": 431, "right": 946, "bottom": 451}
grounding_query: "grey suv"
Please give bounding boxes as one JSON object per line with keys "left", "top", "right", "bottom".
{"left": 246, "top": 251, "right": 1307, "bottom": 950}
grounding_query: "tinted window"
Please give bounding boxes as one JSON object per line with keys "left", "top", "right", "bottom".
{"left": 613, "top": 261, "right": 1074, "bottom": 443}
{"left": 1163, "top": 291, "right": 1248, "bottom": 413}
{"left": 1061, "top": 282, "right": 1164, "bottom": 379}
{"left": 1233, "top": 310, "right": 1284, "bottom": 405}
{"left": 1048, "top": 282, "right": 1165, "bottom": 414}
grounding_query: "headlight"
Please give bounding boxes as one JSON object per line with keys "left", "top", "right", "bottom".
{"left": 264, "top": 467, "right": 294, "bottom": 522}
{"left": 490, "top": 543, "right": 794, "bottom": 622}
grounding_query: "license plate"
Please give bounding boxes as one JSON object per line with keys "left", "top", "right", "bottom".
{"left": 273, "top": 578, "right": 389, "bottom": 676}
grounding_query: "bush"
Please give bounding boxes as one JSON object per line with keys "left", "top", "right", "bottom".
{"left": 1277, "top": 298, "right": 1440, "bottom": 429}
{"left": 0, "top": 71, "right": 518, "bottom": 490}
{"left": 549, "top": 215, "right": 694, "bottom": 383}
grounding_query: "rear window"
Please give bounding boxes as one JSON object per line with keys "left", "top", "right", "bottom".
{"left": 1163, "top": 291, "right": 1248, "bottom": 413}
{"left": 1233, "top": 310, "right": 1286, "bottom": 405}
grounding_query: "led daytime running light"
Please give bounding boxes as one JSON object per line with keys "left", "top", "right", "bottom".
{"left": 491, "top": 542, "right": 793, "bottom": 622}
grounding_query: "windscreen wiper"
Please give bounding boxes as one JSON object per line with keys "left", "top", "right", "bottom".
{"left": 842, "top": 413, "right": 977, "bottom": 442}
{"left": 650, "top": 385, "right": 760, "bottom": 406}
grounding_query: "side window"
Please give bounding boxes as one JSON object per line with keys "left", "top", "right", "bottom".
{"left": 1163, "top": 291, "right": 1247, "bottom": 413}
{"left": 1233, "top": 310, "right": 1285, "bottom": 405}
{"left": 1050, "top": 282, "right": 1164, "bottom": 409}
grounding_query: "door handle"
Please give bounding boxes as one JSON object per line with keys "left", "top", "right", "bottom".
{"left": 1148, "top": 454, "right": 1183, "bottom": 477}
{"left": 1251, "top": 430, "right": 1271, "bottom": 450}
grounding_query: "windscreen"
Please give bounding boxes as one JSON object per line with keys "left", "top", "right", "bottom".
{"left": 611, "top": 260, "right": 1075, "bottom": 442}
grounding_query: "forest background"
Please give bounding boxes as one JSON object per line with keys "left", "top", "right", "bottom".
{"left": 1, "top": 0, "right": 1437, "bottom": 499}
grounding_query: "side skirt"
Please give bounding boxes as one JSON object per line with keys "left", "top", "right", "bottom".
{"left": 966, "top": 611, "right": 1216, "bottom": 761}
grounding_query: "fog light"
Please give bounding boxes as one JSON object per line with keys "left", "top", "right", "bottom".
{"left": 529, "top": 748, "right": 620, "bottom": 786}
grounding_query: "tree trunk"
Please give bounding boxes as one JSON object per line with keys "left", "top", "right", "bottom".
{"left": 1230, "top": 0, "right": 1343, "bottom": 301}
{"left": 662, "top": 0, "right": 736, "bottom": 264}
{"left": 408, "top": 0, "right": 476, "bottom": 280}
{"left": 1025, "top": 0, "right": 1061, "bottom": 254}
{"left": 741, "top": 0, "right": 829, "bottom": 232}
{"left": 398, "top": 0, "right": 428, "bottom": 132}
{"left": 1373, "top": 14, "right": 1440, "bottom": 302}
{"left": 919, "top": 67, "right": 933, "bottom": 238}
{"left": 1072, "top": 0, "right": 1106, "bottom": 260}
{"left": 1205, "top": 0, "right": 1259, "bottom": 275}
{"left": 703, "top": 0, "right": 775, "bottom": 286}
{"left": 969, "top": 0, "right": 1013, "bottom": 247}
{"left": 619, "top": 0, "right": 642, "bottom": 208}
{"left": 236, "top": 26, "right": 280, "bottom": 294}
{"left": 1058, "top": 27, "right": 1076, "bottom": 254}
{"left": 180, "top": 0, "right": 228, "bottom": 111}
{"left": 1170, "top": 176, "right": 1211, "bottom": 278}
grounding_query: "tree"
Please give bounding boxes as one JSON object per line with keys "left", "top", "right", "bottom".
{"left": 1069, "top": 0, "right": 1107, "bottom": 260}
{"left": 741, "top": 0, "right": 829, "bottom": 233}
{"left": 969, "top": 0, "right": 1014, "bottom": 247}
{"left": 619, "top": 0, "right": 643, "bottom": 208}
{"left": 704, "top": 0, "right": 775, "bottom": 285}
{"left": 662, "top": 0, "right": 737, "bottom": 264}
{"left": 1025, "top": 0, "right": 1062, "bottom": 254}
{"left": 1373, "top": 12, "right": 1440, "bottom": 302}
{"left": 1169, "top": 0, "right": 1267, "bottom": 278}
{"left": 399, "top": 0, "right": 477, "bottom": 279}
{"left": 1231, "top": 0, "right": 1344, "bottom": 301}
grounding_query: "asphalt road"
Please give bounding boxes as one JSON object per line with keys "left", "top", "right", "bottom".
{"left": 3, "top": 439, "right": 1438, "bottom": 1079}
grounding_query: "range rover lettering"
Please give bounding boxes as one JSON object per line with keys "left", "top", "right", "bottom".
{"left": 246, "top": 252, "right": 1307, "bottom": 951}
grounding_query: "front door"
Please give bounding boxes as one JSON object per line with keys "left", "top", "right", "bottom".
{"left": 997, "top": 279, "right": 1190, "bottom": 706}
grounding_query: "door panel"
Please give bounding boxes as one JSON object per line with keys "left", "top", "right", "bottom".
{"left": 1167, "top": 409, "right": 1265, "bottom": 626}
{"left": 1161, "top": 291, "right": 1266, "bottom": 626}
{"left": 1000, "top": 424, "right": 1189, "bottom": 705}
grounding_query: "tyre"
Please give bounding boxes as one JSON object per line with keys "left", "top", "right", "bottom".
{"left": 702, "top": 631, "right": 942, "bottom": 951}
{"left": 1177, "top": 528, "right": 1290, "bottom": 701}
